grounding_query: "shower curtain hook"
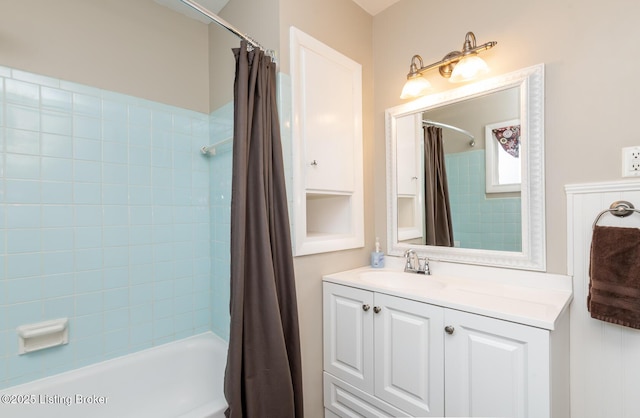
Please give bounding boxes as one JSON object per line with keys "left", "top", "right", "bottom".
{"left": 266, "top": 49, "right": 278, "bottom": 64}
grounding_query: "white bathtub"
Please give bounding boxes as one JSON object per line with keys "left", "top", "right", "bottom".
{"left": 0, "top": 332, "right": 228, "bottom": 418}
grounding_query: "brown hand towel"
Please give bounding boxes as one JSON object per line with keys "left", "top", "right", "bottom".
{"left": 588, "top": 225, "right": 640, "bottom": 329}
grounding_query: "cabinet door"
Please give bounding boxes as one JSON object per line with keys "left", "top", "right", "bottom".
{"left": 444, "top": 309, "right": 550, "bottom": 418}
{"left": 373, "top": 293, "right": 445, "bottom": 417}
{"left": 291, "top": 28, "right": 362, "bottom": 193}
{"left": 323, "top": 283, "right": 374, "bottom": 393}
{"left": 396, "top": 114, "right": 421, "bottom": 196}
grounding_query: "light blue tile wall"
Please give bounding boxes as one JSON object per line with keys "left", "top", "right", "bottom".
{"left": 209, "top": 103, "right": 232, "bottom": 340}
{"left": 0, "top": 67, "right": 212, "bottom": 389}
{"left": 278, "top": 74, "right": 294, "bottom": 226}
{"left": 446, "top": 149, "right": 521, "bottom": 251}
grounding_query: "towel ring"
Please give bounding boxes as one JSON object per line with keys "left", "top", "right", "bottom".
{"left": 592, "top": 200, "right": 640, "bottom": 229}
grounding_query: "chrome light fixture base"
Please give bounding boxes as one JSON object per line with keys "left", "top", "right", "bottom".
{"left": 438, "top": 51, "right": 463, "bottom": 79}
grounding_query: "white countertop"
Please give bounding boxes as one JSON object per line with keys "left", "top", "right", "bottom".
{"left": 323, "top": 260, "right": 573, "bottom": 330}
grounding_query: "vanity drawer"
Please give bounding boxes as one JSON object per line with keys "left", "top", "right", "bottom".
{"left": 323, "top": 372, "right": 408, "bottom": 418}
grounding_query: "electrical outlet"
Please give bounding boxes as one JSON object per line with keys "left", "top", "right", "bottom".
{"left": 622, "top": 146, "right": 640, "bottom": 177}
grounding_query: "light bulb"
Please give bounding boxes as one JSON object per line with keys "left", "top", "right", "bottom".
{"left": 449, "top": 55, "right": 489, "bottom": 83}
{"left": 400, "top": 75, "right": 432, "bottom": 99}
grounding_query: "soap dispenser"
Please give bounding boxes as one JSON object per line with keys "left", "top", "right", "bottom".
{"left": 371, "top": 237, "right": 385, "bottom": 268}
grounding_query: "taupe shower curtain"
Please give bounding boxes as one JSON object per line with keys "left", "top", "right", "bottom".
{"left": 224, "top": 41, "right": 304, "bottom": 418}
{"left": 424, "top": 126, "right": 454, "bottom": 246}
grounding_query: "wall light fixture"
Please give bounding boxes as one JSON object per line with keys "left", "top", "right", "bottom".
{"left": 400, "top": 32, "right": 497, "bottom": 99}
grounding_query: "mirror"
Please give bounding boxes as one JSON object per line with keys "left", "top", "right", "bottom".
{"left": 386, "top": 64, "right": 545, "bottom": 270}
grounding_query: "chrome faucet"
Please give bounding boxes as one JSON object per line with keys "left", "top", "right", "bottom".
{"left": 403, "top": 249, "right": 418, "bottom": 272}
{"left": 403, "top": 249, "right": 431, "bottom": 275}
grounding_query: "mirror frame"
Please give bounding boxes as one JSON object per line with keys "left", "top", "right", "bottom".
{"left": 385, "top": 64, "right": 545, "bottom": 271}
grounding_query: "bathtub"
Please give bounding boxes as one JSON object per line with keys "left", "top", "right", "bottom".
{"left": 0, "top": 332, "right": 228, "bottom": 418}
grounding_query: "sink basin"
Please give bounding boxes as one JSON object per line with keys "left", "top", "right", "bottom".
{"left": 358, "top": 270, "right": 446, "bottom": 292}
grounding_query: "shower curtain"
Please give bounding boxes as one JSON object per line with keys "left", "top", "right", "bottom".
{"left": 424, "top": 126, "right": 454, "bottom": 246}
{"left": 224, "top": 41, "right": 304, "bottom": 418}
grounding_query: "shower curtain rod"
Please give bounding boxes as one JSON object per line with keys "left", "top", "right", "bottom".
{"left": 423, "top": 119, "right": 475, "bottom": 147}
{"left": 179, "top": 0, "right": 275, "bottom": 60}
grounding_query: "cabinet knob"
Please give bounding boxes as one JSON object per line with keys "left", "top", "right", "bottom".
{"left": 373, "top": 306, "right": 382, "bottom": 314}
{"left": 310, "top": 160, "right": 318, "bottom": 166}
{"left": 362, "top": 304, "right": 370, "bottom": 312}
{"left": 444, "top": 325, "right": 455, "bottom": 335}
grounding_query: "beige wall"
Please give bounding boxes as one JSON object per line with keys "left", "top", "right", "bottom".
{"left": 0, "top": 0, "right": 210, "bottom": 112}
{"left": 280, "top": 0, "right": 374, "bottom": 416}
{"left": 374, "top": 0, "right": 640, "bottom": 274}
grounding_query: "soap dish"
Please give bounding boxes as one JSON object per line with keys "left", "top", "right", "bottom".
{"left": 17, "top": 318, "right": 69, "bottom": 355}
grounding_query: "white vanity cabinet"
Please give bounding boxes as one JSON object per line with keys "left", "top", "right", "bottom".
{"left": 323, "top": 278, "right": 570, "bottom": 418}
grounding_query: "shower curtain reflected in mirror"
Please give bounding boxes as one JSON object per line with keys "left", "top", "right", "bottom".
{"left": 224, "top": 41, "right": 304, "bottom": 418}
{"left": 424, "top": 126, "right": 454, "bottom": 247}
